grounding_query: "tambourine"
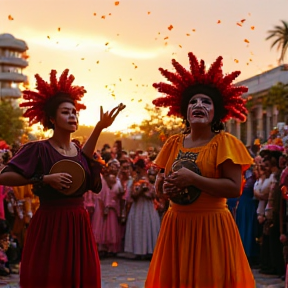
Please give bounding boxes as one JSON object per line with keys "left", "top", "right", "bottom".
{"left": 169, "top": 159, "right": 202, "bottom": 205}
{"left": 49, "top": 159, "right": 85, "bottom": 195}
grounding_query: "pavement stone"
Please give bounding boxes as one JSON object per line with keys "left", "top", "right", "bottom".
{"left": 0, "top": 258, "right": 286, "bottom": 288}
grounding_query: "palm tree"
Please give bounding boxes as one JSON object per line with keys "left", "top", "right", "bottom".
{"left": 266, "top": 20, "right": 288, "bottom": 64}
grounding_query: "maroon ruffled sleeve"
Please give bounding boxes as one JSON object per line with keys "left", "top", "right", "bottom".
{"left": 6, "top": 141, "right": 41, "bottom": 179}
{"left": 82, "top": 153, "right": 103, "bottom": 193}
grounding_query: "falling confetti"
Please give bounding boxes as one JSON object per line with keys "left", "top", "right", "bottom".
{"left": 251, "top": 26, "right": 255, "bottom": 30}
{"left": 234, "top": 59, "right": 239, "bottom": 63}
{"left": 244, "top": 39, "right": 250, "bottom": 43}
{"left": 134, "top": 66, "right": 138, "bottom": 69}
{"left": 101, "top": 15, "right": 105, "bottom": 19}
{"left": 179, "top": 45, "right": 182, "bottom": 48}
{"left": 93, "top": 13, "right": 96, "bottom": 16}
{"left": 192, "top": 29, "right": 196, "bottom": 32}
{"left": 81, "top": 58, "right": 85, "bottom": 60}
{"left": 8, "top": 15, "right": 14, "bottom": 20}
{"left": 138, "top": 99, "right": 142, "bottom": 102}
{"left": 164, "top": 36, "right": 169, "bottom": 40}
{"left": 112, "top": 261, "right": 118, "bottom": 267}
{"left": 105, "top": 42, "right": 109, "bottom": 46}
{"left": 131, "top": 98, "right": 134, "bottom": 101}
{"left": 47, "top": 36, "right": 50, "bottom": 39}
{"left": 217, "top": 20, "right": 221, "bottom": 24}
{"left": 147, "top": 11, "right": 151, "bottom": 15}
{"left": 115, "top": 1, "right": 120, "bottom": 5}
{"left": 168, "top": 25, "right": 173, "bottom": 31}
{"left": 96, "top": 61, "right": 99, "bottom": 64}
{"left": 236, "top": 23, "right": 242, "bottom": 27}
{"left": 109, "top": 13, "right": 112, "bottom": 16}
{"left": 58, "top": 27, "right": 61, "bottom": 32}
{"left": 249, "top": 59, "right": 253, "bottom": 61}
{"left": 186, "top": 33, "right": 190, "bottom": 36}
{"left": 240, "top": 19, "right": 246, "bottom": 23}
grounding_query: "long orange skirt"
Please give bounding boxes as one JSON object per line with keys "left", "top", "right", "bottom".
{"left": 145, "top": 194, "right": 255, "bottom": 288}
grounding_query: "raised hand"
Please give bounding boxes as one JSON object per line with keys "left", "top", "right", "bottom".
{"left": 98, "top": 103, "right": 126, "bottom": 130}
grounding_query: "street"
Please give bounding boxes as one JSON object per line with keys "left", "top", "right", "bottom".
{"left": 0, "top": 257, "right": 285, "bottom": 288}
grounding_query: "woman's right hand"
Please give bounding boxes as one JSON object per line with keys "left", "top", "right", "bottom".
{"left": 44, "top": 173, "right": 72, "bottom": 191}
{"left": 163, "top": 179, "right": 181, "bottom": 200}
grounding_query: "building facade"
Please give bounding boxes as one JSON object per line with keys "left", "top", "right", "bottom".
{"left": 226, "top": 64, "right": 288, "bottom": 146}
{"left": 0, "top": 33, "right": 28, "bottom": 99}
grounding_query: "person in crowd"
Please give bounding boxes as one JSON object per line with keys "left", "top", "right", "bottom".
{"left": 254, "top": 155, "right": 274, "bottom": 274}
{"left": 101, "top": 144, "right": 112, "bottom": 163}
{"left": 0, "top": 219, "right": 11, "bottom": 276}
{"left": 263, "top": 151, "right": 285, "bottom": 277}
{"left": 92, "top": 159, "right": 123, "bottom": 256}
{"left": 118, "top": 158, "right": 133, "bottom": 251}
{"left": 125, "top": 157, "right": 160, "bottom": 259}
{"left": 236, "top": 163, "right": 259, "bottom": 266}
{"left": 0, "top": 69, "right": 125, "bottom": 288}
{"left": 280, "top": 154, "right": 288, "bottom": 282}
{"left": 145, "top": 52, "right": 255, "bottom": 288}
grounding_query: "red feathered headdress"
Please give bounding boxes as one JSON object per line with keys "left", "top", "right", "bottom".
{"left": 152, "top": 52, "right": 248, "bottom": 122}
{"left": 20, "top": 69, "right": 86, "bottom": 128}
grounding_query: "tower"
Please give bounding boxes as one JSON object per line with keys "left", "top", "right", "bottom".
{"left": 0, "top": 33, "right": 28, "bottom": 99}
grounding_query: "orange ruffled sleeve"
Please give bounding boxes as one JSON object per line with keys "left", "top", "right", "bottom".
{"left": 154, "top": 134, "right": 181, "bottom": 175}
{"left": 215, "top": 132, "right": 254, "bottom": 172}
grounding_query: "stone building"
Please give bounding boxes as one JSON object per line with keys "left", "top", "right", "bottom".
{"left": 226, "top": 64, "right": 288, "bottom": 146}
{"left": 0, "top": 33, "right": 28, "bottom": 99}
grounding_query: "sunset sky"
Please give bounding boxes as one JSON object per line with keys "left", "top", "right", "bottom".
{"left": 1, "top": 0, "right": 288, "bottom": 133}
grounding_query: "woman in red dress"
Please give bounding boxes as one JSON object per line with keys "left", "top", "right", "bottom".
{"left": 0, "top": 69, "right": 125, "bottom": 288}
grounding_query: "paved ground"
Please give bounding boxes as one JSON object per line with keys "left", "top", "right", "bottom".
{"left": 0, "top": 257, "right": 285, "bottom": 288}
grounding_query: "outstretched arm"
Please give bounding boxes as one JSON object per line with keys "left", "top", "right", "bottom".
{"left": 0, "top": 171, "right": 30, "bottom": 187}
{"left": 82, "top": 103, "right": 126, "bottom": 158}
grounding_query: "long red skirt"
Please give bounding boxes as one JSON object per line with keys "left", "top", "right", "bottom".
{"left": 20, "top": 197, "right": 101, "bottom": 288}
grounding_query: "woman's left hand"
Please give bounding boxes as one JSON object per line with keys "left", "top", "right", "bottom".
{"left": 166, "top": 167, "right": 195, "bottom": 189}
{"left": 98, "top": 103, "right": 126, "bottom": 130}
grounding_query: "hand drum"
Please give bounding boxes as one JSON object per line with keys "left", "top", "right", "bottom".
{"left": 49, "top": 159, "right": 85, "bottom": 195}
{"left": 170, "top": 159, "right": 201, "bottom": 205}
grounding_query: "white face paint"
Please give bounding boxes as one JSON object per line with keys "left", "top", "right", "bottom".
{"left": 187, "top": 94, "right": 214, "bottom": 125}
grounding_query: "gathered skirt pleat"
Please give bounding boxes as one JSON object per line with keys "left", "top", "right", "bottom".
{"left": 145, "top": 196, "right": 255, "bottom": 288}
{"left": 20, "top": 198, "right": 101, "bottom": 288}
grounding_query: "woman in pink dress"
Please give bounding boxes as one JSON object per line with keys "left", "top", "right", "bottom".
{"left": 92, "top": 159, "right": 123, "bottom": 255}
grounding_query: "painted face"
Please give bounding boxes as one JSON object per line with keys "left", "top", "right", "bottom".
{"left": 187, "top": 94, "right": 214, "bottom": 125}
{"left": 53, "top": 102, "right": 78, "bottom": 132}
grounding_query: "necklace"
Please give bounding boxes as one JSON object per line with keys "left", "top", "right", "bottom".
{"left": 50, "top": 138, "right": 72, "bottom": 153}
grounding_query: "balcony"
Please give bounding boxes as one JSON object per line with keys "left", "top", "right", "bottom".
{"left": 0, "top": 34, "right": 28, "bottom": 52}
{"left": 0, "top": 72, "right": 27, "bottom": 83}
{"left": 0, "top": 56, "right": 28, "bottom": 68}
{"left": 0, "top": 87, "right": 22, "bottom": 99}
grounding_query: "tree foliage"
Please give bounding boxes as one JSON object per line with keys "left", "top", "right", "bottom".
{"left": 129, "top": 104, "right": 183, "bottom": 148}
{"left": 0, "top": 99, "right": 25, "bottom": 144}
{"left": 266, "top": 20, "right": 288, "bottom": 64}
{"left": 262, "top": 82, "right": 288, "bottom": 121}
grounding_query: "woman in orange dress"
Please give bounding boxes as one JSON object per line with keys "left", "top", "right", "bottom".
{"left": 145, "top": 52, "right": 255, "bottom": 288}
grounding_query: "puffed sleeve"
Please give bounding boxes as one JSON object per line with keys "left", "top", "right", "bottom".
{"left": 215, "top": 132, "right": 254, "bottom": 172}
{"left": 4, "top": 141, "right": 41, "bottom": 178}
{"left": 82, "top": 153, "right": 103, "bottom": 193}
{"left": 154, "top": 134, "right": 181, "bottom": 171}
